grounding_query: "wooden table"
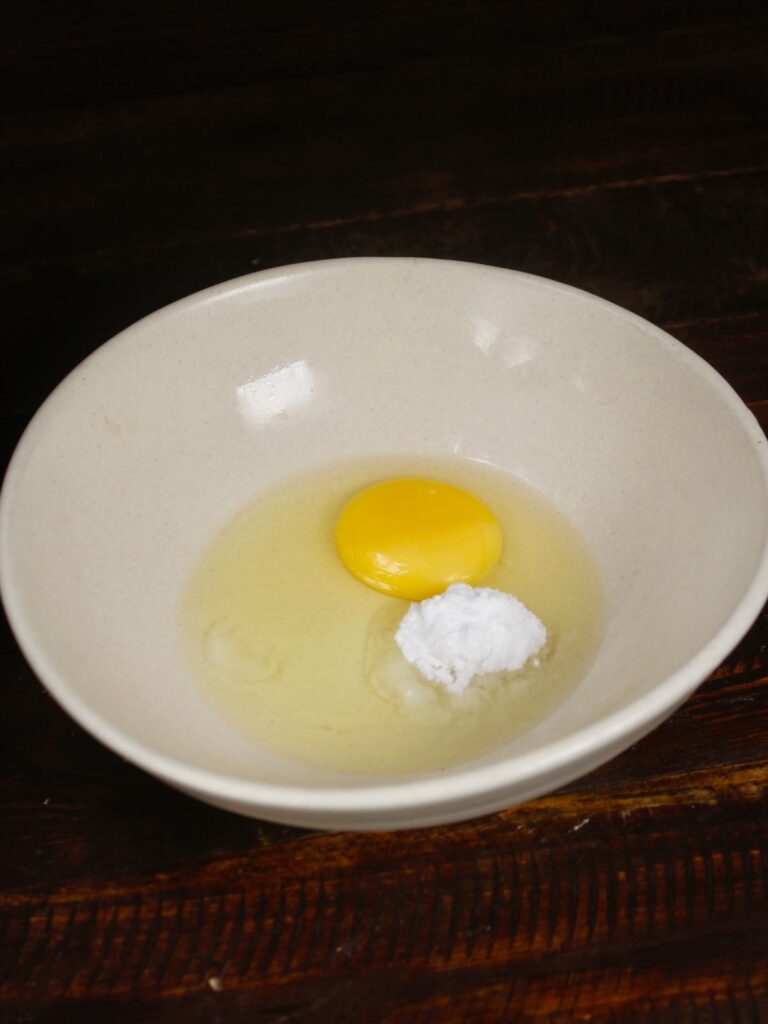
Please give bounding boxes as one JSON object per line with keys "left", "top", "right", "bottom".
{"left": 2, "top": 4, "right": 767, "bottom": 1021}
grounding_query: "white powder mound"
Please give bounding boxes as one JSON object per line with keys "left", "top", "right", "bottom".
{"left": 395, "top": 583, "right": 547, "bottom": 695}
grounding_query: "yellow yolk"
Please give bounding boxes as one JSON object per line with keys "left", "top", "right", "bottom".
{"left": 335, "top": 478, "right": 503, "bottom": 600}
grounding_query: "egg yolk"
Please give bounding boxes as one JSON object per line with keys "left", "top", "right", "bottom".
{"left": 335, "top": 478, "right": 503, "bottom": 601}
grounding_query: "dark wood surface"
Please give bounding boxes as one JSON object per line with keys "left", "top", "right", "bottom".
{"left": 2, "top": 3, "right": 768, "bottom": 1021}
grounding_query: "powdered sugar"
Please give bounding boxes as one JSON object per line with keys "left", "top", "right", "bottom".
{"left": 395, "top": 583, "right": 547, "bottom": 694}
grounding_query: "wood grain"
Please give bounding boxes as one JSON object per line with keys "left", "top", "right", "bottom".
{"left": 2, "top": 2, "right": 767, "bottom": 1020}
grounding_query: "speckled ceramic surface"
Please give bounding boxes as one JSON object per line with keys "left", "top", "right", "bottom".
{"left": 2, "top": 258, "right": 767, "bottom": 829}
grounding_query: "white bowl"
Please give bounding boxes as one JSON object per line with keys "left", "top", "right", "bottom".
{"left": 2, "top": 258, "right": 767, "bottom": 830}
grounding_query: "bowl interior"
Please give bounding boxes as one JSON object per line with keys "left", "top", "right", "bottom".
{"left": 2, "top": 259, "right": 767, "bottom": 791}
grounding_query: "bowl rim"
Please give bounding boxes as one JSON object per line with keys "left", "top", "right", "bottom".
{"left": 2, "top": 256, "right": 767, "bottom": 815}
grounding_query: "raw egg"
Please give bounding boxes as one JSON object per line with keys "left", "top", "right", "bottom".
{"left": 335, "top": 478, "right": 503, "bottom": 600}
{"left": 182, "top": 457, "right": 604, "bottom": 775}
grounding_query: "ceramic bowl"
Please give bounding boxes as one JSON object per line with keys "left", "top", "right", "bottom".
{"left": 2, "top": 258, "right": 767, "bottom": 830}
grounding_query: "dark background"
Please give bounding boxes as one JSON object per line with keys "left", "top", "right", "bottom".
{"left": 2, "top": 3, "right": 767, "bottom": 1021}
